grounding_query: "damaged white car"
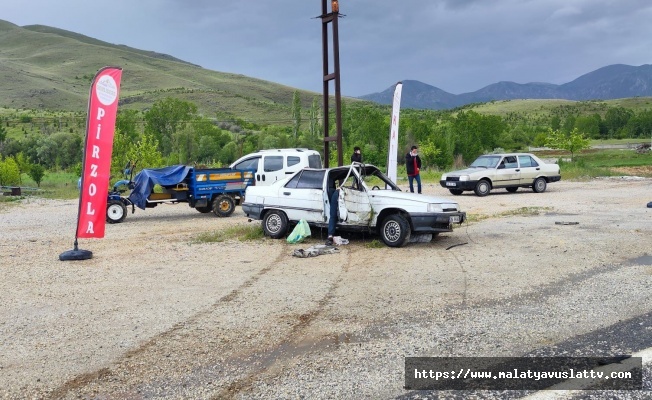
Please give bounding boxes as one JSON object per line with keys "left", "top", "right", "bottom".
{"left": 242, "top": 163, "right": 466, "bottom": 247}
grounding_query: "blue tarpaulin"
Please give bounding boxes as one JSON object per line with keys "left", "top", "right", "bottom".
{"left": 128, "top": 165, "right": 191, "bottom": 210}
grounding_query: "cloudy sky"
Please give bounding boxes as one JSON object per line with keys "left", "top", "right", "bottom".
{"left": 4, "top": 0, "right": 652, "bottom": 97}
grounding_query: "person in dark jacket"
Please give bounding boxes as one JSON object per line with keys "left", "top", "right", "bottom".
{"left": 405, "top": 145, "right": 422, "bottom": 193}
{"left": 351, "top": 146, "right": 362, "bottom": 163}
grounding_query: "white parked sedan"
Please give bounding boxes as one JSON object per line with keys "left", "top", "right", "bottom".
{"left": 440, "top": 153, "right": 561, "bottom": 196}
{"left": 242, "top": 164, "right": 466, "bottom": 247}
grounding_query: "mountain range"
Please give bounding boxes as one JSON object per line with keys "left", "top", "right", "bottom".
{"left": 360, "top": 64, "right": 652, "bottom": 110}
{"left": 2, "top": 17, "right": 652, "bottom": 117}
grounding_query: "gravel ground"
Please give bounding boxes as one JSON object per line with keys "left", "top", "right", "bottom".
{"left": 1, "top": 177, "right": 651, "bottom": 399}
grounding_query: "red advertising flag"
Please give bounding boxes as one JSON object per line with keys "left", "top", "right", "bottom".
{"left": 76, "top": 67, "right": 123, "bottom": 239}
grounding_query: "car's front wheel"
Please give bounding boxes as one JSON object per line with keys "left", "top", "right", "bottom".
{"left": 262, "top": 210, "right": 289, "bottom": 239}
{"left": 380, "top": 214, "right": 411, "bottom": 248}
{"left": 532, "top": 177, "right": 547, "bottom": 193}
{"left": 474, "top": 180, "right": 492, "bottom": 197}
{"left": 449, "top": 189, "right": 463, "bottom": 195}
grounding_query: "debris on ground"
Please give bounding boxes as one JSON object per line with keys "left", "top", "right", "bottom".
{"left": 292, "top": 245, "right": 340, "bottom": 258}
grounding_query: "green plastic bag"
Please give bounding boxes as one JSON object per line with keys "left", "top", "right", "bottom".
{"left": 287, "top": 219, "right": 311, "bottom": 243}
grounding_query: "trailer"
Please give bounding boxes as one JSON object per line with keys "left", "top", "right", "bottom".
{"left": 106, "top": 164, "right": 255, "bottom": 223}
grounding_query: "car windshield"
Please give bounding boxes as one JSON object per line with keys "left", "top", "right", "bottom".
{"left": 470, "top": 156, "right": 501, "bottom": 168}
{"left": 360, "top": 167, "right": 401, "bottom": 191}
{"left": 327, "top": 165, "right": 401, "bottom": 192}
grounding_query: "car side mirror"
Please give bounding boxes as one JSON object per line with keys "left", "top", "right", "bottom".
{"left": 497, "top": 164, "right": 505, "bottom": 170}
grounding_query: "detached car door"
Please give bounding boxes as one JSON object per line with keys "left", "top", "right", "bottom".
{"left": 278, "top": 170, "right": 326, "bottom": 223}
{"left": 338, "top": 170, "right": 372, "bottom": 226}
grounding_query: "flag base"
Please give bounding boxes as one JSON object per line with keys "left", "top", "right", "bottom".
{"left": 59, "top": 248, "right": 93, "bottom": 261}
{"left": 59, "top": 240, "right": 93, "bottom": 261}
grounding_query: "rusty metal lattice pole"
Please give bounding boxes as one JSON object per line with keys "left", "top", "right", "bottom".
{"left": 320, "top": 0, "right": 343, "bottom": 167}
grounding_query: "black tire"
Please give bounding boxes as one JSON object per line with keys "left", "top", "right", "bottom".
{"left": 474, "top": 180, "right": 491, "bottom": 197}
{"left": 106, "top": 199, "right": 127, "bottom": 224}
{"left": 212, "top": 195, "right": 235, "bottom": 217}
{"left": 449, "top": 189, "right": 463, "bottom": 195}
{"left": 262, "top": 210, "right": 289, "bottom": 239}
{"left": 380, "top": 214, "right": 411, "bottom": 248}
{"left": 506, "top": 187, "right": 518, "bottom": 193}
{"left": 195, "top": 205, "right": 212, "bottom": 213}
{"left": 532, "top": 177, "right": 547, "bottom": 193}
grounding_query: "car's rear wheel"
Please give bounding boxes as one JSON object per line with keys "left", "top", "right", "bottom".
{"left": 449, "top": 189, "right": 463, "bottom": 195}
{"left": 506, "top": 187, "right": 518, "bottom": 193}
{"left": 532, "top": 177, "right": 547, "bottom": 193}
{"left": 263, "top": 210, "right": 289, "bottom": 239}
{"left": 380, "top": 214, "right": 411, "bottom": 248}
{"left": 474, "top": 180, "right": 491, "bottom": 197}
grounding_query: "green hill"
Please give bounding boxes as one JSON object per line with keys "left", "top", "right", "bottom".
{"left": 0, "top": 19, "right": 339, "bottom": 124}
{"left": 461, "top": 98, "right": 652, "bottom": 117}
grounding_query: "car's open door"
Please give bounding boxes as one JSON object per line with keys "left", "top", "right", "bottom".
{"left": 338, "top": 167, "right": 372, "bottom": 226}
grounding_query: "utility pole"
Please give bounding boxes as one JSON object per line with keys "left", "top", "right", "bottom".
{"left": 320, "top": 0, "right": 344, "bottom": 167}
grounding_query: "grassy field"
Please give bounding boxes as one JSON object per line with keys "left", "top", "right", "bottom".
{"left": 590, "top": 138, "right": 652, "bottom": 145}
{"left": 533, "top": 148, "right": 652, "bottom": 179}
{"left": 466, "top": 98, "right": 652, "bottom": 120}
{"left": 17, "top": 170, "right": 79, "bottom": 199}
{"left": 2, "top": 146, "right": 650, "bottom": 201}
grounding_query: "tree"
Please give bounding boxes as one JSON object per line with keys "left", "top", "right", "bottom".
{"left": 111, "top": 128, "right": 132, "bottom": 178}
{"left": 623, "top": 110, "right": 652, "bottom": 139}
{"left": 218, "top": 142, "right": 238, "bottom": 165}
{"left": 31, "top": 131, "right": 83, "bottom": 170}
{"left": 174, "top": 124, "right": 197, "bottom": 164}
{"left": 116, "top": 109, "right": 141, "bottom": 142}
{"left": 308, "top": 97, "right": 321, "bottom": 143}
{"left": 574, "top": 114, "right": 601, "bottom": 139}
{"left": 126, "top": 132, "right": 164, "bottom": 170}
{"left": 291, "top": 91, "right": 302, "bottom": 146}
{"left": 418, "top": 139, "right": 442, "bottom": 169}
{"left": 144, "top": 98, "right": 198, "bottom": 156}
{"left": 544, "top": 128, "right": 590, "bottom": 161}
{"left": 562, "top": 115, "right": 576, "bottom": 134}
{"left": 0, "top": 117, "right": 6, "bottom": 144}
{"left": 451, "top": 111, "right": 506, "bottom": 164}
{"left": 28, "top": 164, "right": 46, "bottom": 187}
{"left": 14, "top": 152, "right": 30, "bottom": 185}
{"left": 604, "top": 107, "right": 633, "bottom": 138}
{"left": 0, "top": 156, "right": 20, "bottom": 186}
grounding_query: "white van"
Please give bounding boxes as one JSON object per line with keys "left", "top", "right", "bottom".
{"left": 230, "top": 148, "right": 322, "bottom": 186}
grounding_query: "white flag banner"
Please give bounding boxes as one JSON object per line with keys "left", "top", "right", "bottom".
{"left": 386, "top": 82, "right": 403, "bottom": 185}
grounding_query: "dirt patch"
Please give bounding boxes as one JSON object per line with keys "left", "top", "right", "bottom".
{"left": 1, "top": 179, "right": 651, "bottom": 398}
{"left": 611, "top": 165, "right": 652, "bottom": 177}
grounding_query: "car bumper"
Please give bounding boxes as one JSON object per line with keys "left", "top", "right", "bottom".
{"left": 548, "top": 175, "right": 561, "bottom": 182}
{"left": 439, "top": 180, "right": 478, "bottom": 190}
{"left": 242, "top": 202, "right": 263, "bottom": 219}
{"left": 410, "top": 212, "right": 466, "bottom": 233}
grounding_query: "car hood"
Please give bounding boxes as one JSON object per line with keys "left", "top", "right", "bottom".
{"left": 369, "top": 190, "right": 457, "bottom": 206}
{"left": 443, "top": 167, "right": 486, "bottom": 177}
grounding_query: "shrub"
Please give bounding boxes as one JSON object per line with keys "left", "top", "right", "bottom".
{"left": 0, "top": 156, "right": 20, "bottom": 186}
{"left": 28, "top": 164, "right": 46, "bottom": 187}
